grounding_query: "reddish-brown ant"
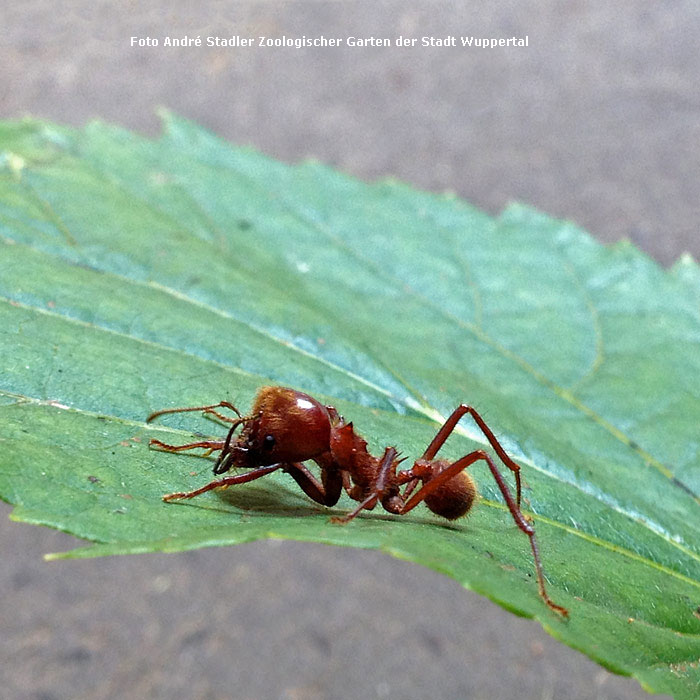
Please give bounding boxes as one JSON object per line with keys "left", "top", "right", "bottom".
{"left": 147, "top": 385, "right": 568, "bottom": 617}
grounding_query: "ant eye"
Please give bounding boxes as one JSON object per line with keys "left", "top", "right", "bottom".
{"left": 263, "top": 434, "right": 276, "bottom": 450}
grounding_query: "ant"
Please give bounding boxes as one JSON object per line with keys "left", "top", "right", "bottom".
{"left": 147, "top": 385, "right": 568, "bottom": 617}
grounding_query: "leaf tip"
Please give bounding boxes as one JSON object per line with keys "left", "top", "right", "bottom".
{"left": 671, "top": 251, "right": 700, "bottom": 275}
{"left": 156, "top": 105, "right": 174, "bottom": 124}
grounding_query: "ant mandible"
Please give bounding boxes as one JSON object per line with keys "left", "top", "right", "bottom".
{"left": 147, "top": 385, "right": 568, "bottom": 617}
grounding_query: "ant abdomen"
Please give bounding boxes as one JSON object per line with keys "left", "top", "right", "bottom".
{"left": 423, "top": 461, "right": 478, "bottom": 520}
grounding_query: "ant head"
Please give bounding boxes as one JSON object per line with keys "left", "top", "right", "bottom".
{"left": 216, "top": 386, "right": 332, "bottom": 473}
{"left": 418, "top": 459, "right": 478, "bottom": 520}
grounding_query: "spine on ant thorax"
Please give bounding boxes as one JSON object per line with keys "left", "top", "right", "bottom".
{"left": 327, "top": 413, "right": 379, "bottom": 489}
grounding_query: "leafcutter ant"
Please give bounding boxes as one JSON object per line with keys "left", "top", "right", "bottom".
{"left": 147, "top": 385, "right": 568, "bottom": 616}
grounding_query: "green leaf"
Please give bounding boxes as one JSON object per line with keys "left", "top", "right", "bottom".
{"left": 1, "top": 115, "right": 699, "bottom": 698}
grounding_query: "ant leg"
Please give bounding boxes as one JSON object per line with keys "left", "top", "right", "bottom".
{"left": 150, "top": 439, "right": 226, "bottom": 457}
{"left": 330, "top": 493, "right": 377, "bottom": 524}
{"left": 282, "top": 458, "right": 343, "bottom": 507}
{"left": 398, "top": 473, "right": 421, "bottom": 502}
{"left": 401, "top": 450, "right": 568, "bottom": 617}
{"left": 163, "top": 464, "right": 282, "bottom": 502}
{"left": 202, "top": 408, "right": 242, "bottom": 424}
{"left": 341, "top": 471, "right": 353, "bottom": 496}
{"left": 147, "top": 403, "right": 248, "bottom": 473}
{"left": 422, "top": 405, "right": 523, "bottom": 508}
{"left": 146, "top": 401, "right": 242, "bottom": 423}
{"left": 331, "top": 447, "right": 398, "bottom": 524}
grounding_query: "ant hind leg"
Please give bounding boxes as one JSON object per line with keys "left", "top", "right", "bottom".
{"left": 422, "top": 405, "right": 524, "bottom": 508}
{"left": 401, "top": 450, "right": 568, "bottom": 617}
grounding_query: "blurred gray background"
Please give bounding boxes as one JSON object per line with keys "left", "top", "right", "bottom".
{"left": 2, "top": 2, "right": 698, "bottom": 698}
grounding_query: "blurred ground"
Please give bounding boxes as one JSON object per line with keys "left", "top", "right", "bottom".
{"left": 2, "top": 2, "right": 698, "bottom": 699}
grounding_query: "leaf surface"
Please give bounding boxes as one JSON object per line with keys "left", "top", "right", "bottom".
{"left": 1, "top": 116, "right": 699, "bottom": 697}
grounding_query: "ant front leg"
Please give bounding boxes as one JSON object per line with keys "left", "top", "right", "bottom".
{"left": 423, "top": 405, "right": 524, "bottom": 508}
{"left": 150, "top": 438, "right": 226, "bottom": 458}
{"left": 163, "top": 464, "right": 282, "bottom": 502}
{"left": 147, "top": 401, "right": 246, "bottom": 460}
{"left": 146, "top": 401, "right": 243, "bottom": 424}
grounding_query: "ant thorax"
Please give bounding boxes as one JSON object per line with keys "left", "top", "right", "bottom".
{"left": 328, "top": 420, "right": 379, "bottom": 487}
